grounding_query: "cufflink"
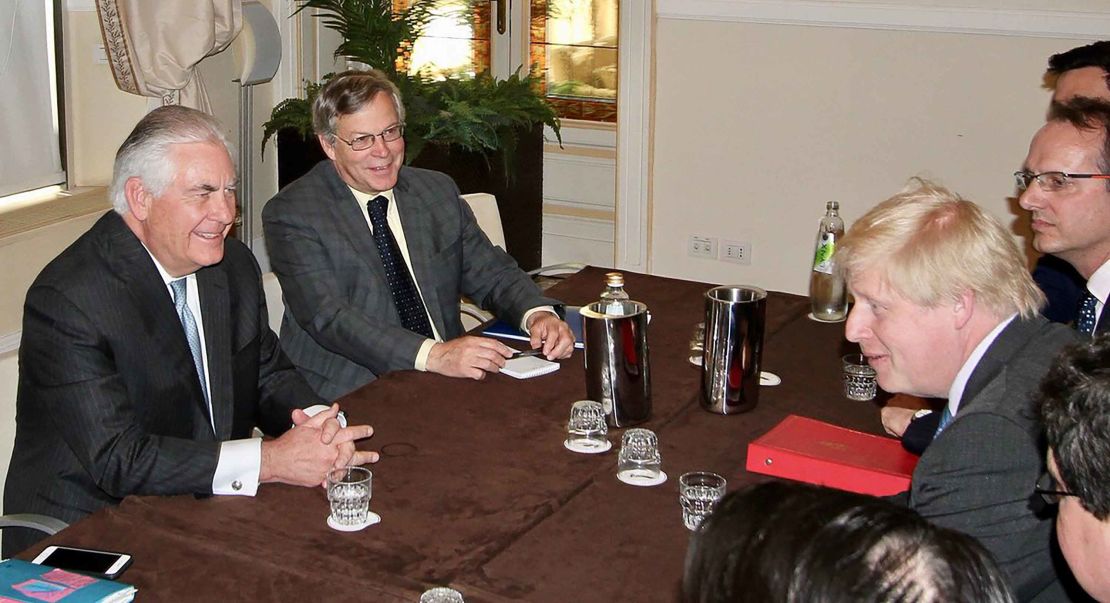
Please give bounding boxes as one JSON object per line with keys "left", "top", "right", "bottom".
{"left": 232, "top": 480, "right": 243, "bottom": 491}
{"left": 913, "top": 409, "right": 933, "bottom": 420}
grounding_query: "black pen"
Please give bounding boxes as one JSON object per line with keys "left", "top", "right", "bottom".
{"left": 511, "top": 349, "right": 546, "bottom": 359}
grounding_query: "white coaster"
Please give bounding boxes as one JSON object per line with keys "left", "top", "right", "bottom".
{"left": 327, "top": 511, "right": 381, "bottom": 532}
{"left": 760, "top": 371, "right": 782, "bottom": 386}
{"left": 807, "top": 312, "right": 846, "bottom": 323}
{"left": 564, "top": 438, "right": 612, "bottom": 454}
{"left": 617, "top": 470, "right": 667, "bottom": 487}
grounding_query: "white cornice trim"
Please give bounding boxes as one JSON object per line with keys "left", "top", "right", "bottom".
{"left": 656, "top": 0, "right": 1109, "bottom": 39}
{"left": 0, "top": 331, "right": 20, "bottom": 355}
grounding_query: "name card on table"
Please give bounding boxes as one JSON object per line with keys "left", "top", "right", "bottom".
{"left": 746, "top": 414, "right": 918, "bottom": 496}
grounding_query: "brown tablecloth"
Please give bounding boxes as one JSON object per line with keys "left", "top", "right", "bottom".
{"left": 20, "top": 267, "right": 884, "bottom": 602}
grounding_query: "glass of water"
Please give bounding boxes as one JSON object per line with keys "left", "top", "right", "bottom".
{"left": 617, "top": 428, "right": 664, "bottom": 485}
{"left": 420, "top": 587, "right": 465, "bottom": 603}
{"left": 565, "top": 400, "right": 610, "bottom": 453}
{"left": 842, "top": 353, "right": 878, "bottom": 401}
{"left": 327, "top": 466, "right": 372, "bottom": 529}
{"left": 679, "top": 471, "right": 726, "bottom": 531}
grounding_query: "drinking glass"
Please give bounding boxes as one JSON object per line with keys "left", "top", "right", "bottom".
{"left": 327, "top": 466, "right": 372, "bottom": 529}
{"left": 420, "top": 587, "right": 465, "bottom": 603}
{"left": 679, "top": 472, "right": 726, "bottom": 531}
{"left": 842, "top": 354, "right": 878, "bottom": 401}
{"left": 565, "top": 400, "right": 610, "bottom": 453}
{"left": 617, "top": 428, "right": 663, "bottom": 484}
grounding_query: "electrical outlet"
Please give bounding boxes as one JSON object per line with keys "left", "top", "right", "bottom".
{"left": 722, "top": 240, "right": 751, "bottom": 265}
{"left": 687, "top": 235, "right": 718, "bottom": 259}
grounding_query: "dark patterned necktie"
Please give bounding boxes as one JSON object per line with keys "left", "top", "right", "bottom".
{"left": 1077, "top": 291, "right": 1098, "bottom": 335}
{"left": 367, "top": 196, "right": 434, "bottom": 338}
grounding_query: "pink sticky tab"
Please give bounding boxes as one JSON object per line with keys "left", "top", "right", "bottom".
{"left": 42, "top": 569, "right": 96, "bottom": 589}
{"left": 11, "top": 579, "right": 73, "bottom": 602}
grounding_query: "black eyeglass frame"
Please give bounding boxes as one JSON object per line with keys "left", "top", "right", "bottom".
{"left": 1014, "top": 170, "right": 1110, "bottom": 191}
{"left": 333, "top": 123, "right": 406, "bottom": 151}
{"left": 1034, "top": 471, "right": 1078, "bottom": 506}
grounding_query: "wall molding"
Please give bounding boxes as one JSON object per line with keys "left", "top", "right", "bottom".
{"left": 65, "top": 0, "right": 96, "bottom": 11}
{"left": 656, "top": 0, "right": 1109, "bottom": 39}
{"left": 615, "top": 0, "right": 652, "bottom": 272}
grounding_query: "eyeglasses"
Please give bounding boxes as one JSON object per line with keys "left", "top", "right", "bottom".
{"left": 334, "top": 123, "right": 405, "bottom": 151}
{"left": 1014, "top": 170, "right": 1110, "bottom": 192}
{"left": 1034, "top": 471, "right": 1077, "bottom": 506}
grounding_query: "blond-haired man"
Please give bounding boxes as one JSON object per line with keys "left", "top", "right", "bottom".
{"left": 840, "top": 179, "right": 1081, "bottom": 601}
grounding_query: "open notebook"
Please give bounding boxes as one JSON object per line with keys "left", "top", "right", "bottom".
{"left": 482, "top": 306, "right": 584, "bottom": 349}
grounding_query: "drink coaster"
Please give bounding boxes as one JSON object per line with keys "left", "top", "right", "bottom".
{"left": 760, "top": 371, "right": 781, "bottom": 386}
{"left": 807, "top": 312, "right": 846, "bottom": 323}
{"left": 564, "top": 438, "right": 612, "bottom": 454}
{"left": 617, "top": 470, "right": 667, "bottom": 487}
{"left": 327, "top": 511, "right": 381, "bottom": 532}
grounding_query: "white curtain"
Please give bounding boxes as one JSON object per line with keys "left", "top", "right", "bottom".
{"left": 95, "top": 0, "right": 242, "bottom": 112}
{"left": 0, "top": 0, "right": 65, "bottom": 197}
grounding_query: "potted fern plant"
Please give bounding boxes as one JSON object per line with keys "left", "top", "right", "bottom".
{"left": 262, "top": 0, "right": 561, "bottom": 268}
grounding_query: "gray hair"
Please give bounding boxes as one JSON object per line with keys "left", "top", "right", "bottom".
{"left": 312, "top": 69, "right": 406, "bottom": 145}
{"left": 109, "top": 105, "right": 235, "bottom": 214}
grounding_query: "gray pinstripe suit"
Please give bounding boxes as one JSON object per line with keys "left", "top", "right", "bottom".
{"left": 890, "top": 317, "right": 1082, "bottom": 601}
{"left": 3, "top": 211, "right": 320, "bottom": 556}
{"left": 262, "top": 162, "right": 558, "bottom": 400}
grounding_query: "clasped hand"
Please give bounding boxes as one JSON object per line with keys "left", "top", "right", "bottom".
{"left": 260, "top": 403, "right": 378, "bottom": 487}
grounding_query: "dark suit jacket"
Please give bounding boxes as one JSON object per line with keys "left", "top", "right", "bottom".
{"left": 3, "top": 212, "right": 320, "bottom": 556}
{"left": 889, "top": 317, "right": 1080, "bottom": 601}
{"left": 1033, "top": 255, "right": 1085, "bottom": 324}
{"left": 262, "top": 162, "right": 560, "bottom": 400}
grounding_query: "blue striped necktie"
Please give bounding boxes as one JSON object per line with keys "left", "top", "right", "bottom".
{"left": 934, "top": 405, "right": 954, "bottom": 439}
{"left": 171, "top": 279, "right": 210, "bottom": 410}
{"left": 367, "top": 196, "right": 434, "bottom": 338}
{"left": 1077, "top": 291, "right": 1098, "bottom": 335}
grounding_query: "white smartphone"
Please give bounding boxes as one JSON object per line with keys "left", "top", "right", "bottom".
{"left": 31, "top": 545, "right": 132, "bottom": 580}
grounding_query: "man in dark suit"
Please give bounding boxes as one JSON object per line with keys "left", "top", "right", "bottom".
{"left": 3, "top": 106, "right": 377, "bottom": 557}
{"left": 263, "top": 70, "right": 575, "bottom": 400}
{"left": 839, "top": 179, "right": 1082, "bottom": 601}
{"left": 1038, "top": 334, "right": 1110, "bottom": 602}
{"left": 1032, "top": 41, "right": 1110, "bottom": 325}
{"left": 1020, "top": 98, "right": 1110, "bottom": 338}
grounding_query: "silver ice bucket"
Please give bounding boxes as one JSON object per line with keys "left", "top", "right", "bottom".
{"left": 701, "top": 285, "right": 767, "bottom": 414}
{"left": 581, "top": 301, "right": 651, "bottom": 427}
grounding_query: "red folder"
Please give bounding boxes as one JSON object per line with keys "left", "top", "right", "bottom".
{"left": 745, "top": 415, "right": 918, "bottom": 496}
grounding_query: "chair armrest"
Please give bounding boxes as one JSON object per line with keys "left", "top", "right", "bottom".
{"left": 0, "top": 514, "right": 69, "bottom": 535}
{"left": 526, "top": 263, "right": 586, "bottom": 278}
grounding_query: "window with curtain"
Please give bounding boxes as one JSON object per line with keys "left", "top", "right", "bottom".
{"left": 0, "top": 0, "right": 65, "bottom": 199}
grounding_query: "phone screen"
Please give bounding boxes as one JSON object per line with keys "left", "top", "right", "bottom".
{"left": 39, "top": 547, "right": 124, "bottom": 574}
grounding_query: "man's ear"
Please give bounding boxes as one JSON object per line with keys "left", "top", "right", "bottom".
{"left": 124, "top": 177, "right": 150, "bottom": 220}
{"left": 952, "top": 289, "right": 975, "bottom": 330}
{"left": 318, "top": 134, "right": 338, "bottom": 161}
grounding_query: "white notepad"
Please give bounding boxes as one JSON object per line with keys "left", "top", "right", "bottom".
{"left": 500, "top": 355, "right": 560, "bottom": 379}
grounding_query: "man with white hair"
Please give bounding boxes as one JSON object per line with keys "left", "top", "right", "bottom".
{"left": 839, "top": 179, "right": 1081, "bottom": 601}
{"left": 4, "top": 105, "right": 378, "bottom": 557}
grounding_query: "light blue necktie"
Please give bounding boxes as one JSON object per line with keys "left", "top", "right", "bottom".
{"left": 934, "top": 405, "right": 954, "bottom": 439}
{"left": 1077, "top": 291, "right": 1098, "bottom": 335}
{"left": 171, "top": 279, "right": 210, "bottom": 410}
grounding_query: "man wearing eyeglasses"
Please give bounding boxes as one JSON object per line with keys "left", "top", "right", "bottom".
{"left": 1032, "top": 42, "right": 1110, "bottom": 325}
{"left": 1036, "top": 335, "right": 1110, "bottom": 602}
{"left": 1018, "top": 98, "right": 1110, "bottom": 338}
{"left": 263, "top": 70, "right": 575, "bottom": 400}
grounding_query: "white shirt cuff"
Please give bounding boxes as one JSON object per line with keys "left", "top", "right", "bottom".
{"left": 213, "top": 438, "right": 261, "bottom": 496}
{"left": 414, "top": 338, "right": 436, "bottom": 371}
{"left": 520, "top": 306, "right": 558, "bottom": 334}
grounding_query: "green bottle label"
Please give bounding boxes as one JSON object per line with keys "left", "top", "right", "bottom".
{"left": 813, "top": 233, "right": 835, "bottom": 274}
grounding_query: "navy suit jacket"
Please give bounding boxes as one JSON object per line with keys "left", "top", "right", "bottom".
{"left": 3, "top": 212, "right": 320, "bottom": 556}
{"left": 262, "top": 162, "right": 560, "bottom": 400}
